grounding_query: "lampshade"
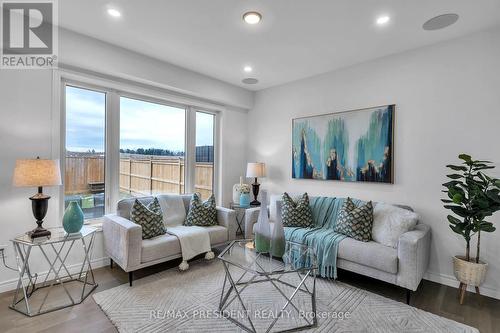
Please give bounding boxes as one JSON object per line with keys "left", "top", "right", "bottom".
{"left": 13, "top": 158, "right": 62, "bottom": 187}
{"left": 246, "top": 162, "right": 266, "bottom": 178}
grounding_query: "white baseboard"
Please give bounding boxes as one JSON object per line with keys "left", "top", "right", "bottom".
{"left": 424, "top": 271, "right": 500, "bottom": 300}
{"left": 0, "top": 256, "right": 109, "bottom": 294}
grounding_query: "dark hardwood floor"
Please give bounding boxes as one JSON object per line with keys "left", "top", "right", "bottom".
{"left": 1, "top": 254, "right": 498, "bottom": 333}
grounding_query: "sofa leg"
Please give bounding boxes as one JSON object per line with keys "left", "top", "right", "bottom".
{"left": 110, "top": 258, "right": 113, "bottom": 269}
{"left": 129, "top": 272, "right": 133, "bottom": 286}
{"left": 406, "top": 289, "right": 411, "bottom": 305}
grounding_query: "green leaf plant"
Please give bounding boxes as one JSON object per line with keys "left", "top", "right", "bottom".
{"left": 442, "top": 154, "right": 500, "bottom": 263}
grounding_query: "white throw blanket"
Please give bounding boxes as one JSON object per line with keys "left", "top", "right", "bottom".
{"left": 161, "top": 195, "right": 213, "bottom": 270}
{"left": 167, "top": 225, "right": 211, "bottom": 261}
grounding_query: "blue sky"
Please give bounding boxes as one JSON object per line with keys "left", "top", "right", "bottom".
{"left": 65, "top": 86, "right": 214, "bottom": 153}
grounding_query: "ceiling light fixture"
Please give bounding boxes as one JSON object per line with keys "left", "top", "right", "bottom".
{"left": 423, "top": 13, "right": 459, "bottom": 31}
{"left": 376, "top": 15, "right": 390, "bottom": 25}
{"left": 243, "top": 11, "right": 262, "bottom": 25}
{"left": 107, "top": 8, "right": 121, "bottom": 18}
{"left": 244, "top": 66, "right": 253, "bottom": 73}
{"left": 242, "top": 78, "right": 259, "bottom": 85}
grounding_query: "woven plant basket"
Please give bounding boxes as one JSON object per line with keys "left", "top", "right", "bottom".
{"left": 453, "top": 256, "right": 487, "bottom": 286}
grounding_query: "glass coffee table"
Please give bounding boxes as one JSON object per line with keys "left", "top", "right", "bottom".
{"left": 218, "top": 239, "right": 317, "bottom": 333}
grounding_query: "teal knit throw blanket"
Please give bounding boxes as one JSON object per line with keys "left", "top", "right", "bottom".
{"left": 284, "top": 196, "right": 364, "bottom": 279}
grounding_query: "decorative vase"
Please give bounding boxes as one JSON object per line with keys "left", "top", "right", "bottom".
{"left": 63, "top": 201, "right": 84, "bottom": 234}
{"left": 270, "top": 210, "right": 285, "bottom": 258}
{"left": 254, "top": 190, "right": 271, "bottom": 253}
{"left": 232, "top": 184, "right": 242, "bottom": 203}
{"left": 239, "top": 192, "right": 251, "bottom": 207}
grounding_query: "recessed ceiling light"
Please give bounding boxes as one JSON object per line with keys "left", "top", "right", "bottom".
{"left": 243, "top": 11, "right": 262, "bottom": 25}
{"left": 423, "top": 13, "right": 459, "bottom": 31}
{"left": 244, "top": 66, "right": 253, "bottom": 73}
{"left": 107, "top": 8, "right": 121, "bottom": 18}
{"left": 376, "top": 15, "right": 390, "bottom": 25}
{"left": 242, "top": 78, "right": 259, "bottom": 85}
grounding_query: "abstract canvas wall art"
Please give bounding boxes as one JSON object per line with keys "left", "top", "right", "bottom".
{"left": 292, "top": 105, "right": 394, "bottom": 183}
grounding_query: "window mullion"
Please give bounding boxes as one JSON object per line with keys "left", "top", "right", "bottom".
{"left": 106, "top": 91, "right": 120, "bottom": 214}
{"left": 185, "top": 107, "right": 196, "bottom": 194}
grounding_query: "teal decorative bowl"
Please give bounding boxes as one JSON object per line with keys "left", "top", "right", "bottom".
{"left": 63, "top": 201, "right": 84, "bottom": 234}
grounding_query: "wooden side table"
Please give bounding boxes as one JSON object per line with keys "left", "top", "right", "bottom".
{"left": 10, "top": 226, "right": 98, "bottom": 316}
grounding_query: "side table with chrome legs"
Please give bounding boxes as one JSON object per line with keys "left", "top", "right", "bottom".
{"left": 9, "top": 226, "right": 98, "bottom": 317}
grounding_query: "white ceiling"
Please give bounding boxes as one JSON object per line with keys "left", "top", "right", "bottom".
{"left": 60, "top": 0, "right": 500, "bottom": 91}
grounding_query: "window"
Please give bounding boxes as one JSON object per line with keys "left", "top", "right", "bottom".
{"left": 62, "top": 81, "right": 219, "bottom": 221}
{"left": 195, "top": 111, "right": 215, "bottom": 200}
{"left": 64, "top": 86, "right": 106, "bottom": 220}
{"left": 119, "top": 97, "right": 186, "bottom": 198}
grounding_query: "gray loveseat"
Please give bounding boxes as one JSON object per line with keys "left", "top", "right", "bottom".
{"left": 103, "top": 194, "right": 237, "bottom": 285}
{"left": 245, "top": 196, "right": 431, "bottom": 303}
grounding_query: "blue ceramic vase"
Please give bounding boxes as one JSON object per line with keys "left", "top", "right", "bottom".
{"left": 63, "top": 201, "right": 84, "bottom": 234}
{"left": 239, "top": 193, "right": 251, "bottom": 207}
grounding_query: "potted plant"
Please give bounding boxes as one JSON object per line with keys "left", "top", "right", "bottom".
{"left": 442, "top": 154, "right": 500, "bottom": 303}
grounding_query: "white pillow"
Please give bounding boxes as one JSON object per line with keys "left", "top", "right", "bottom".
{"left": 159, "top": 195, "right": 187, "bottom": 227}
{"left": 372, "top": 203, "right": 419, "bottom": 248}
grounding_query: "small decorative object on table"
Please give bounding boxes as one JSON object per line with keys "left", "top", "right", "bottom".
{"left": 239, "top": 183, "right": 251, "bottom": 207}
{"left": 442, "top": 154, "right": 500, "bottom": 304}
{"left": 63, "top": 201, "right": 84, "bottom": 234}
{"left": 254, "top": 190, "right": 271, "bottom": 253}
{"left": 232, "top": 176, "right": 246, "bottom": 203}
{"left": 12, "top": 157, "right": 62, "bottom": 239}
{"left": 246, "top": 162, "right": 266, "bottom": 206}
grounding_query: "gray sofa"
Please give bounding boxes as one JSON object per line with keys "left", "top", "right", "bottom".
{"left": 245, "top": 196, "right": 431, "bottom": 303}
{"left": 103, "top": 194, "right": 237, "bottom": 285}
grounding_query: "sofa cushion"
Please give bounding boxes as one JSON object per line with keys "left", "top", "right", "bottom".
{"left": 141, "top": 234, "right": 181, "bottom": 263}
{"left": 338, "top": 237, "right": 398, "bottom": 274}
{"left": 281, "top": 192, "right": 314, "bottom": 228}
{"left": 185, "top": 193, "right": 217, "bottom": 226}
{"left": 205, "top": 225, "right": 228, "bottom": 244}
{"left": 372, "top": 203, "right": 419, "bottom": 248}
{"left": 158, "top": 194, "right": 187, "bottom": 227}
{"left": 130, "top": 198, "right": 166, "bottom": 239}
{"left": 334, "top": 198, "right": 374, "bottom": 242}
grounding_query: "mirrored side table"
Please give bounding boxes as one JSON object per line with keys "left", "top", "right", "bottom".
{"left": 229, "top": 202, "right": 259, "bottom": 237}
{"left": 10, "top": 225, "right": 98, "bottom": 316}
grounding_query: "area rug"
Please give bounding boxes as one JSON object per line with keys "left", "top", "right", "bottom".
{"left": 93, "top": 260, "right": 478, "bottom": 333}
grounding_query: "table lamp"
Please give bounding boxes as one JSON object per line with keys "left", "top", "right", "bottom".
{"left": 13, "top": 157, "right": 62, "bottom": 238}
{"left": 246, "top": 162, "right": 266, "bottom": 206}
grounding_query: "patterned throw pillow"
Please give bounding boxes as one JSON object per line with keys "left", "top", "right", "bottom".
{"left": 334, "top": 198, "right": 374, "bottom": 242}
{"left": 281, "top": 192, "right": 314, "bottom": 228}
{"left": 185, "top": 193, "right": 217, "bottom": 226}
{"left": 130, "top": 198, "right": 166, "bottom": 239}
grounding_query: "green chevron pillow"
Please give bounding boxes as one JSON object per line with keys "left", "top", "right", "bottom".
{"left": 334, "top": 198, "right": 374, "bottom": 242}
{"left": 185, "top": 193, "right": 217, "bottom": 226}
{"left": 130, "top": 197, "right": 166, "bottom": 239}
{"left": 281, "top": 192, "right": 313, "bottom": 228}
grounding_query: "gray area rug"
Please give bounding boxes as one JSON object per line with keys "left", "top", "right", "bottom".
{"left": 93, "top": 260, "right": 478, "bottom": 332}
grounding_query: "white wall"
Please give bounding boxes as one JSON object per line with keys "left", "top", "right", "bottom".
{"left": 247, "top": 27, "right": 500, "bottom": 299}
{"left": 0, "top": 30, "right": 250, "bottom": 291}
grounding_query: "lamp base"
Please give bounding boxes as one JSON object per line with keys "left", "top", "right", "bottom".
{"left": 29, "top": 189, "right": 51, "bottom": 239}
{"left": 251, "top": 179, "right": 261, "bottom": 207}
{"left": 28, "top": 226, "right": 51, "bottom": 239}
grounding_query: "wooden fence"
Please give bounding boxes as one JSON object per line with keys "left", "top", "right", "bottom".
{"left": 65, "top": 155, "right": 213, "bottom": 199}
